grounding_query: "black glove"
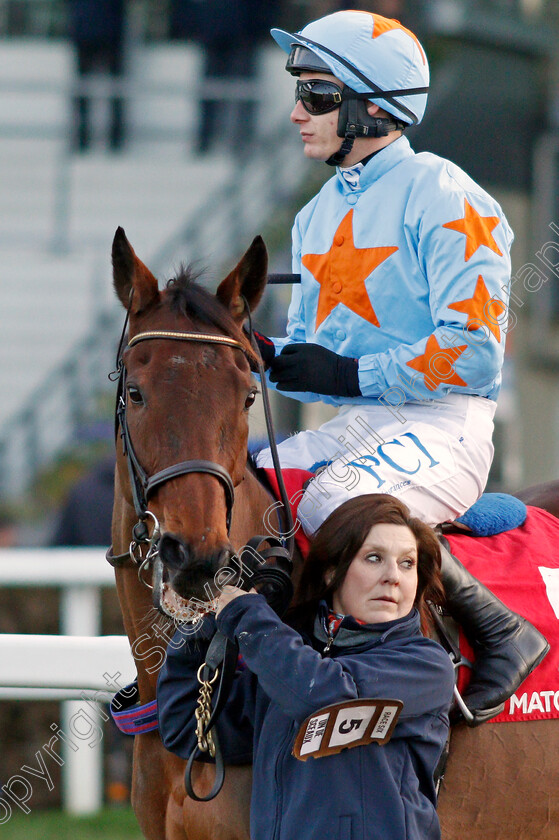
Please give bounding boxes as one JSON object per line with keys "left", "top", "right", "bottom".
{"left": 269, "top": 344, "right": 361, "bottom": 397}
{"left": 251, "top": 330, "right": 276, "bottom": 368}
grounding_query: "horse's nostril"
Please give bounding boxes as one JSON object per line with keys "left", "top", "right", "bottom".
{"left": 159, "top": 533, "right": 189, "bottom": 570}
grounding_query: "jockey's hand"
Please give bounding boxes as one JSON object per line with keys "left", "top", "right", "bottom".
{"left": 244, "top": 329, "right": 275, "bottom": 368}
{"left": 269, "top": 343, "right": 361, "bottom": 397}
{"left": 216, "top": 585, "right": 258, "bottom": 617}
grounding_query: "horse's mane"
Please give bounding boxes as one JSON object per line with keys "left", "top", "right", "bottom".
{"left": 165, "top": 266, "right": 258, "bottom": 365}
{"left": 166, "top": 267, "right": 237, "bottom": 334}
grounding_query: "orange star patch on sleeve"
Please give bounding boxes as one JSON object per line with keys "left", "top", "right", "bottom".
{"left": 406, "top": 334, "right": 468, "bottom": 391}
{"left": 448, "top": 275, "right": 506, "bottom": 342}
{"left": 442, "top": 199, "right": 503, "bottom": 262}
{"left": 302, "top": 210, "right": 398, "bottom": 331}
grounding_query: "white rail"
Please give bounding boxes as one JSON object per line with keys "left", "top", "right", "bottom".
{"left": 0, "top": 549, "right": 134, "bottom": 817}
{"left": 0, "top": 547, "right": 116, "bottom": 586}
{"left": 0, "top": 634, "right": 135, "bottom": 693}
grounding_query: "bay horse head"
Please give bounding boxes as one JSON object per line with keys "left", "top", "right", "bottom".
{"left": 112, "top": 227, "right": 268, "bottom": 615}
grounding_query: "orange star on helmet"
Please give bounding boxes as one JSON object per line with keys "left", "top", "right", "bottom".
{"left": 370, "top": 14, "right": 427, "bottom": 63}
{"left": 442, "top": 199, "right": 503, "bottom": 262}
{"left": 302, "top": 210, "right": 398, "bottom": 331}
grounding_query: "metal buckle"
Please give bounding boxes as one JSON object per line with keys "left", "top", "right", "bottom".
{"left": 127, "top": 511, "right": 161, "bottom": 589}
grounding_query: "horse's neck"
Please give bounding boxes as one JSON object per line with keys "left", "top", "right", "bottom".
{"left": 112, "top": 485, "right": 162, "bottom": 700}
{"left": 229, "top": 465, "right": 276, "bottom": 549}
{"left": 115, "top": 566, "right": 163, "bottom": 700}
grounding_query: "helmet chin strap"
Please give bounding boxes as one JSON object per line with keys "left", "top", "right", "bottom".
{"left": 326, "top": 94, "right": 405, "bottom": 167}
{"left": 326, "top": 132, "right": 356, "bottom": 167}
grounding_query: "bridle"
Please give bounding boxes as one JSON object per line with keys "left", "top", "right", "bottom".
{"left": 119, "top": 330, "right": 242, "bottom": 529}
{"left": 106, "top": 328, "right": 248, "bottom": 577}
{"left": 107, "top": 312, "right": 295, "bottom": 586}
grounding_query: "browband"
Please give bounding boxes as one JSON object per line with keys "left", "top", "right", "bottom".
{"left": 128, "top": 331, "right": 245, "bottom": 352}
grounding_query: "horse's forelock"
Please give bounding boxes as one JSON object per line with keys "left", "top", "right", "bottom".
{"left": 165, "top": 268, "right": 258, "bottom": 367}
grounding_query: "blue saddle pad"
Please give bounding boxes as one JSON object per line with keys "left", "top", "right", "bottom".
{"left": 455, "top": 493, "right": 527, "bottom": 536}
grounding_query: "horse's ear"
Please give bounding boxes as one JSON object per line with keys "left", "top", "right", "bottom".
{"left": 112, "top": 227, "right": 160, "bottom": 313}
{"left": 216, "top": 235, "right": 268, "bottom": 323}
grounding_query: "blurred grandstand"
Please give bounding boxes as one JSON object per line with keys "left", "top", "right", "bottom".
{"left": 1, "top": 0, "right": 559, "bottom": 529}
{"left": 0, "top": 1, "right": 315, "bottom": 520}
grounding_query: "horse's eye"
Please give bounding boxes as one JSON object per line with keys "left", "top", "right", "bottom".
{"left": 127, "top": 385, "right": 144, "bottom": 405}
{"left": 245, "top": 389, "right": 257, "bottom": 410}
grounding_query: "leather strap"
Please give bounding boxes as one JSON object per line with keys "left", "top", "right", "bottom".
{"left": 184, "top": 631, "right": 239, "bottom": 802}
{"left": 145, "top": 460, "right": 234, "bottom": 526}
{"left": 184, "top": 727, "right": 226, "bottom": 802}
{"left": 110, "top": 680, "right": 159, "bottom": 735}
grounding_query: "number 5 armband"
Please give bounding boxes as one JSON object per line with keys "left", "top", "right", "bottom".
{"left": 292, "top": 698, "right": 403, "bottom": 761}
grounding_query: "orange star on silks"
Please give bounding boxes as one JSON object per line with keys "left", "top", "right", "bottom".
{"left": 302, "top": 210, "right": 398, "bottom": 331}
{"left": 406, "top": 334, "right": 468, "bottom": 392}
{"left": 448, "top": 275, "right": 506, "bottom": 342}
{"left": 442, "top": 200, "right": 503, "bottom": 262}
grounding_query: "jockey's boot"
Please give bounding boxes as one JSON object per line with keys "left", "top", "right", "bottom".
{"left": 440, "top": 543, "right": 549, "bottom": 726}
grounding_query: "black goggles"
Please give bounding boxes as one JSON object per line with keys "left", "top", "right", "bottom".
{"left": 295, "top": 79, "right": 374, "bottom": 115}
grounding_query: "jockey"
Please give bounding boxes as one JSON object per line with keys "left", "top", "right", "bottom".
{"left": 254, "top": 10, "right": 548, "bottom": 723}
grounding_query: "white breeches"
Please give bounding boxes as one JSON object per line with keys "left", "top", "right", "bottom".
{"left": 256, "top": 394, "right": 496, "bottom": 534}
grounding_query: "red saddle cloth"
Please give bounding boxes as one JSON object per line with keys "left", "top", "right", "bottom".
{"left": 447, "top": 506, "right": 559, "bottom": 723}
{"left": 262, "top": 468, "right": 314, "bottom": 557}
{"left": 262, "top": 469, "right": 559, "bottom": 724}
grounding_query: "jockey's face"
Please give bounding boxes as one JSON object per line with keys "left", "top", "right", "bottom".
{"left": 290, "top": 71, "right": 385, "bottom": 166}
{"left": 290, "top": 72, "right": 344, "bottom": 162}
{"left": 332, "top": 523, "right": 418, "bottom": 623}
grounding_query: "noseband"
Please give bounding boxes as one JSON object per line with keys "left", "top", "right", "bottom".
{"left": 116, "top": 330, "right": 247, "bottom": 536}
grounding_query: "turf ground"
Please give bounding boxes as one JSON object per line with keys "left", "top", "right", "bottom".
{"left": 0, "top": 807, "right": 144, "bottom": 839}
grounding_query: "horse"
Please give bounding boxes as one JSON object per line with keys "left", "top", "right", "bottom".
{"left": 109, "top": 228, "right": 559, "bottom": 840}
{"left": 437, "top": 478, "right": 559, "bottom": 839}
{"left": 110, "top": 227, "right": 280, "bottom": 840}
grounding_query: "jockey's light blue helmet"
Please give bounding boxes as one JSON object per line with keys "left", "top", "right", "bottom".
{"left": 271, "top": 10, "right": 429, "bottom": 127}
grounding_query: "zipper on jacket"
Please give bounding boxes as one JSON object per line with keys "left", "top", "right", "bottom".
{"left": 322, "top": 613, "right": 335, "bottom": 654}
{"left": 323, "top": 631, "right": 334, "bottom": 654}
{"left": 272, "top": 722, "right": 298, "bottom": 840}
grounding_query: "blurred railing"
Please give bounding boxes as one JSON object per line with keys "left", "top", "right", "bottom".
{"left": 0, "top": 308, "right": 119, "bottom": 498}
{"left": 0, "top": 547, "right": 134, "bottom": 816}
